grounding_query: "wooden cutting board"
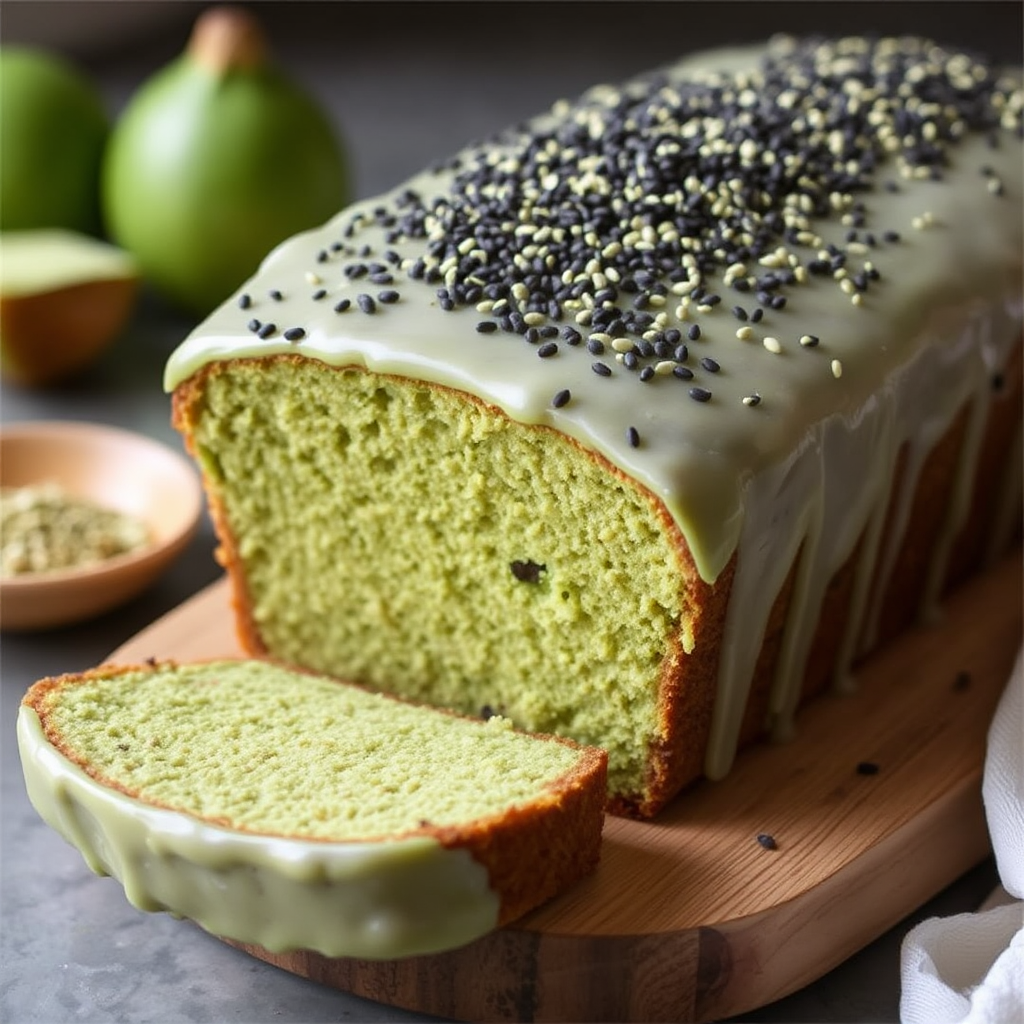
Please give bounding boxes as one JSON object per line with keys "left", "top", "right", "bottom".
{"left": 111, "top": 550, "right": 1022, "bottom": 1023}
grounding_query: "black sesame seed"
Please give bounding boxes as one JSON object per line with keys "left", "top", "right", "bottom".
{"left": 311, "top": 288, "right": 327, "bottom": 301}
{"left": 552, "top": 388, "right": 571, "bottom": 408}
{"left": 750, "top": 308, "right": 764, "bottom": 323}
{"left": 639, "top": 365, "right": 655, "bottom": 382}
{"left": 587, "top": 337, "right": 606, "bottom": 355}
{"left": 673, "top": 365, "right": 694, "bottom": 380}
{"left": 756, "top": 833, "right": 778, "bottom": 851}
{"left": 592, "top": 361, "right": 612, "bottom": 377}
{"left": 238, "top": 293, "right": 252, "bottom": 309}
{"left": 856, "top": 761, "right": 880, "bottom": 776}
{"left": 688, "top": 324, "right": 702, "bottom": 341}
{"left": 700, "top": 357, "right": 720, "bottom": 373}
{"left": 732, "top": 305, "right": 748, "bottom": 321}
{"left": 378, "top": 289, "right": 400, "bottom": 304}
{"left": 334, "top": 299, "right": 351, "bottom": 313}
{"left": 674, "top": 343, "right": 689, "bottom": 362}
{"left": 510, "top": 560, "right": 545, "bottom": 584}
{"left": 744, "top": 393, "right": 762, "bottom": 406}
{"left": 689, "top": 386, "right": 712, "bottom": 402}
{"left": 626, "top": 426, "right": 640, "bottom": 448}
{"left": 537, "top": 341, "right": 558, "bottom": 358}
{"left": 476, "top": 320, "right": 498, "bottom": 333}
{"left": 357, "top": 294, "right": 376, "bottom": 314}
{"left": 269, "top": 289, "right": 283, "bottom": 301}
{"left": 257, "top": 322, "right": 277, "bottom": 339}
{"left": 562, "top": 326, "right": 583, "bottom": 346}
{"left": 247, "top": 318, "right": 261, "bottom": 333}
{"left": 953, "top": 670, "right": 972, "bottom": 691}
{"left": 283, "top": 327, "right": 305, "bottom": 342}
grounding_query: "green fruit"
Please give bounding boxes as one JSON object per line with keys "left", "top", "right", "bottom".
{"left": 0, "top": 48, "right": 110, "bottom": 235}
{"left": 102, "top": 6, "right": 349, "bottom": 316}
{"left": 0, "top": 230, "right": 139, "bottom": 387}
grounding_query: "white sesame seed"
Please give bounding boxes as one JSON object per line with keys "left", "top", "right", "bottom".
{"left": 655, "top": 360, "right": 677, "bottom": 375}
{"left": 763, "top": 336, "right": 783, "bottom": 354}
{"left": 736, "top": 326, "right": 755, "bottom": 341}
{"left": 831, "top": 359, "right": 844, "bottom": 378}
{"left": 306, "top": 271, "right": 322, "bottom": 285}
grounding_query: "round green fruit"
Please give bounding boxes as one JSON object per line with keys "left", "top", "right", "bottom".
{"left": 102, "top": 7, "right": 349, "bottom": 316}
{"left": 0, "top": 48, "right": 110, "bottom": 235}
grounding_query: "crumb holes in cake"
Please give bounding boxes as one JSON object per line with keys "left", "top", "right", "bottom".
{"left": 510, "top": 559, "right": 546, "bottom": 584}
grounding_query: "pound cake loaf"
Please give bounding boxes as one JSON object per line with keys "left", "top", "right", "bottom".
{"left": 18, "top": 659, "right": 606, "bottom": 958}
{"left": 166, "top": 35, "right": 1024, "bottom": 817}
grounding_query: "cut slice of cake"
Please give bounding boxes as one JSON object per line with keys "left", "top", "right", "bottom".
{"left": 18, "top": 658, "right": 607, "bottom": 959}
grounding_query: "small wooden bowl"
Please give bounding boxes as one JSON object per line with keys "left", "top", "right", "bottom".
{"left": 0, "top": 421, "right": 203, "bottom": 631}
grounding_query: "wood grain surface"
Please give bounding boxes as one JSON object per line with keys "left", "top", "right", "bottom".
{"left": 111, "top": 550, "right": 1022, "bottom": 1023}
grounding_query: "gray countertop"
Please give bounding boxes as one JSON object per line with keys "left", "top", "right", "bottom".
{"left": 2, "top": 4, "right": 1018, "bottom": 1021}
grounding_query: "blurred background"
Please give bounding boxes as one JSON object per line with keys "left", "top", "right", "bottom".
{"left": 5, "top": 1, "right": 1023, "bottom": 211}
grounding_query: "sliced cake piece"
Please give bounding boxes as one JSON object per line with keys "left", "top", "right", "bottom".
{"left": 18, "top": 658, "right": 607, "bottom": 959}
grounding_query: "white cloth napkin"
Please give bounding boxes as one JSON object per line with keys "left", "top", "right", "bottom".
{"left": 900, "top": 648, "right": 1024, "bottom": 1024}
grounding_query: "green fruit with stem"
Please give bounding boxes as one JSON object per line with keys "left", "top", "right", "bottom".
{"left": 102, "top": 6, "right": 349, "bottom": 316}
{"left": 0, "top": 48, "right": 110, "bottom": 235}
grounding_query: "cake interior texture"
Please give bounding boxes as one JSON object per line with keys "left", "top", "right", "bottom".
{"left": 190, "top": 362, "right": 688, "bottom": 801}
{"left": 30, "top": 659, "right": 588, "bottom": 840}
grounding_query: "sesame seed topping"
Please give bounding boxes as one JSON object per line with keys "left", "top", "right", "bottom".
{"left": 552, "top": 388, "right": 571, "bottom": 408}
{"left": 283, "top": 327, "right": 305, "bottom": 342}
{"left": 626, "top": 426, "right": 640, "bottom": 448}
{"left": 238, "top": 293, "right": 252, "bottom": 310}
{"left": 237, "top": 35, "right": 1021, "bottom": 458}
{"left": 334, "top": 299, "right": 351, "bottom": 313}
{"left": 269, "top": 289, "right": 283, "bottom": 301}
{"left": 257, "top": 322, "right": 277, "bottom": 339}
